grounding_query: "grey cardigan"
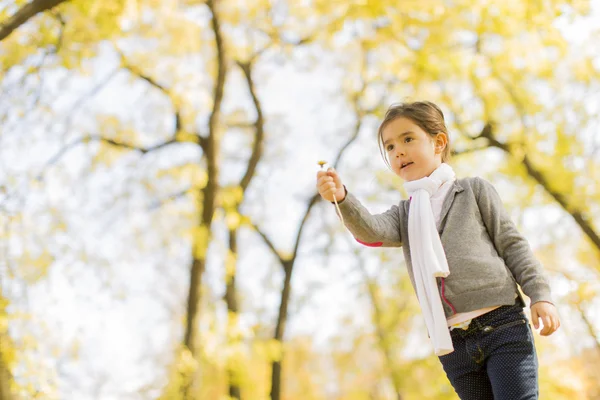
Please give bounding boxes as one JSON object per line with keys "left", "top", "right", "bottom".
{"left": 337, "top": 177, "right": 552, "bottom": 317}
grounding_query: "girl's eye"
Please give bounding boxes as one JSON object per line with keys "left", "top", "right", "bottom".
{"left": 386, "top": 144, "right": 394, "bottom": 152}
{"left": 404, "top": 137, "right": 413, "bottom": 143}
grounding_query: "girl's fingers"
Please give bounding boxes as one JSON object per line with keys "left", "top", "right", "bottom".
{"left": 551, "top": 316, "right": 560, "bottom": 333}
{"left": 319, "top": 181, "right": 335, "bottom": 193}
{"left": 317, "top": 172, "right": 334, "bottom": 186}
{"left": 318, "top": 167, "right": 343, "bottom": 202}
{"left": 317, "top": 176, "right": 333, "bottom": 185}
{"left": 316, "top": 177, "right": 339, "bottom": 201}
{"left": 540, "top": 315, "right": 553, "bottom": 335}
{"left": 317, "top": 179, "right": 328, "bottom": 191}
{"left": 531, "top": 308, "right": 539, "bottom": 329}
{"left": 530, "top": 304, "right": 560, "bottom": 336}
{"left": 328, "top": 170, "right": 342, "bottom": 186}
{"left": 548, "top": 315, "right": 555, "bottom": 331}
{"left": 317, "top": 177, "right": 332, "bottom": 189}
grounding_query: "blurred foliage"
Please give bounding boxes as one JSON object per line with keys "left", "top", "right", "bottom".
{"left": 0, "top": 0, "right": 599, "bottom": 398}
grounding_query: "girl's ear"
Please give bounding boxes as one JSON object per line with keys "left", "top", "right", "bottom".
{"left": 434, "top": 132, "right": 448, "bottom": 154}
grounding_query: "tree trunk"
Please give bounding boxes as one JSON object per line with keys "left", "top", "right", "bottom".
{"left": 181, "top": 0, "right": 226, "bottom": 397}
{"left": 226, "top": 229, "right": 241, "bottom": 400}
{"left": 270, "top": 261, "right": 293, "bottom": 400}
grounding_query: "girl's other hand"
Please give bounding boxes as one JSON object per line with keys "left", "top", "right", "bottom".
{"left": 316, "top": 167, "right": 345, "bottom": 202}
{"left": 530, "top": 301, "right": 560, "bottom": 336}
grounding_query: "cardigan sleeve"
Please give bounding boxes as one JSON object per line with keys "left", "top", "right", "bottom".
{"left": 335, "top": 190, "right": 402, "bottom": 248}
{"left": 474, "top": 177, "right": 553, "bottom": 305}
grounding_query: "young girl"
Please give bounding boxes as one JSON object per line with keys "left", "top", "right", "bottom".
{"left": 316, "top": 101, "right": 560, "bottom": 400}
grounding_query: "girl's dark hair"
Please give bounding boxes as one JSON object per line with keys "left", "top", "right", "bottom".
{"left": 377, "top": 101, "right": 451, "bottom": 167}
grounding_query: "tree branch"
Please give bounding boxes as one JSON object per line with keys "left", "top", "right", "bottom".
{"left": 450, "top": 145, "right": 489, "bottom": 157}
{"left": 443, "top": 85, "right": 600, "bottom": 256}
{"left": 29, "top": 12, "right": 65, "bottom": 108}
{"left": 477, "top": 124, "right": 600, "bottom": 254}
{"left": 287, "top": 99, "right": 368, "bottom": 261}
{"left": 116, "top": 49, "right": 183, "bottom": 138}
{"left": 182, "top": 0, "right": 227, "bottom": 371}
{"left": 288, "top": 45, "right": 374, "bottom": 262}
{"left": 248, "top": 221, "right": 285, "bottom": 266}
{"left": 265, "top": 61, "right": 372, "bottom": 399}
{"left": 147, "top": 187, "right": 195, "bottom": 211}
{"left": 38, "top": 135, "right": 196, "bottom": 180}
{"left": 0, "top": 0, "right": 68, "bottom": 42}
{"left": 237, "top": 60, "right": 265, "bottom": 192}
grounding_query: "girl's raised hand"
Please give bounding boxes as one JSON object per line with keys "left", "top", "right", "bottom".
{"left": 316, "top": 167, "right": 345, "bottom": 203}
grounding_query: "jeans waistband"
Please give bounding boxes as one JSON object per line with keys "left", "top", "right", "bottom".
{"left": 450, "top": 299, "right": 525, "bottom": 337}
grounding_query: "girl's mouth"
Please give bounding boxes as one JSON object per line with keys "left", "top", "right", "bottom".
{"left": 401, "top": 162, "right": 414, "bottom": 170}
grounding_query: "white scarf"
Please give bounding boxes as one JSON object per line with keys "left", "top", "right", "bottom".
{"left": 404, "top": 163, "right": 455, "bottom": 356}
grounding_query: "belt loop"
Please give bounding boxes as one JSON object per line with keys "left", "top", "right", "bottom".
{"left": 471, "top": 318, "right": 481, "bottom": 332}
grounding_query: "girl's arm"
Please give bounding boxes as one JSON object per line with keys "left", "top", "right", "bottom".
{"left": 317, "top": 168, "right": 402, "bottom": 247}
{"left": 336, "top": 190, "right": 402, "bottom": 247}
{"left": 474, "top": 177, "right": 552, "bottom": 305}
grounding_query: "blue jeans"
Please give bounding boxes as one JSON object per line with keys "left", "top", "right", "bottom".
{"left": 438, "top": 301, "right": 538, "bottom": 400}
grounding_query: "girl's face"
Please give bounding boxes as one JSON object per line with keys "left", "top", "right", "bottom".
{"left": 381, "top": 117, "right": 447, "bottom": 182}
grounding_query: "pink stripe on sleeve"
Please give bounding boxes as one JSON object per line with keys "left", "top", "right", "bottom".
{"left": 355, "top": 238, "right": 383, "bottom": 247}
